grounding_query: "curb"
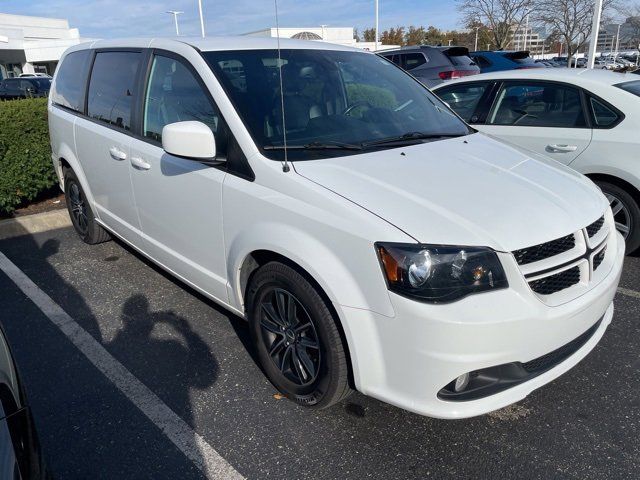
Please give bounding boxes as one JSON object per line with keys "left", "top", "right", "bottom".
{"left": 0, "top": 209, "right": 71, "bottom": 240}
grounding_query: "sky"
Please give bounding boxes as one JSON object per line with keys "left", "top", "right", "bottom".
{"left": 0, "top": 0, "right": 461, "bottom": 39}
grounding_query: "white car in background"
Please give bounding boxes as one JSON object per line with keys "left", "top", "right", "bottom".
{"left": 433, "top": 68, "right": 640, "bottom": 252}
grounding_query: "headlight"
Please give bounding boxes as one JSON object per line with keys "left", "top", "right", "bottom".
{"left": 375, "top": 243, "right": 508, "bottom": 303}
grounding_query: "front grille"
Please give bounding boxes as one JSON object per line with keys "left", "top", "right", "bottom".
{"left": 593, "top": 247, "right": 606, "bottom": 271}
{"left": 522, "top": 318, "right": 603, "bottom": 373}
{"left": 529, "top": 266, "right": 581, "bottom": 295}
{"left": 586, "top": 216, "right": 605, "bottom": 238}
{"left": 513, "top": 234, "right": 576, "bottom": 266}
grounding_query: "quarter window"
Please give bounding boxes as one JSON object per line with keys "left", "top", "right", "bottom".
{"left": 402, "top": 53, "right": 427, "bottom": 70}
{"left": 51, "top": 50, "right": 92, "bottom": 113}
{"left": 590, "top": 97, "right": 619, "bottom": 127}
{"left": 436, "top": 83, "right": 488, "bottom": 123}
{"left": 488, "top": 82, "right": 586, "bottom": 128}
{"left": 87, "top": 51, "right": 142, "bottom": 131}
{"left": 143, "top": 55, "right": 227, "bottom": 154}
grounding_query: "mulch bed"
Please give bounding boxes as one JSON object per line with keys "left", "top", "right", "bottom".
{"left": 0, "top": 190, "right": 66, "bottom": 221}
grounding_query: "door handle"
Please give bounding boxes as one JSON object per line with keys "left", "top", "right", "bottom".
{"left": 109, "top": 146, "right": 127, "bottom": 161}
{"left": 546, "top": 144, "right": 578, "bottom": 153}
{"left": 130, "top": 156, "right": 151, "bottom": 170}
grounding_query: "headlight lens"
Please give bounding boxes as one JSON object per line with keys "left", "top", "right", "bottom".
{"left": 376, "top": 243, "right": 508, "bottom": 303}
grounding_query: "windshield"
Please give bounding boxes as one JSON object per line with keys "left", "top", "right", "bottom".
{"left": 203, "top": 49, "right": 470, "bottom": 160}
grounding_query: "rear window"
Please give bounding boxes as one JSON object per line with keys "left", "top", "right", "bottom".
{"left": 616, "top": 80, "right": 640, "bottom": 97}
{"left": 51, "top": 50, "right": 92, "bottom": 113}
{"left": 442, "top": 47, "right": 475, "bottom": 66}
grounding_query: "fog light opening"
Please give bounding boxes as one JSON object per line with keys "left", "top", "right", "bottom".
{"left": 454, "top": 373, "right": 470, "bottom": 392}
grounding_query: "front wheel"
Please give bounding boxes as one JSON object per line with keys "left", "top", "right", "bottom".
{"left": 596, "top": 181, "right": 640, "bottom": 253}
{"left": 246, "top": 262, "right": 352, "bottom": 408}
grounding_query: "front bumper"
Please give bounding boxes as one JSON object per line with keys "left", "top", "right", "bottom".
{"left": 341, "top": 231, "right": 625, "bottom": 419}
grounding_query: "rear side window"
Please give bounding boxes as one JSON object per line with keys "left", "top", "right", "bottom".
{"left": 590, "top": 97, "right": 620, "bottom": 127}
{"left": 488, "top": 82, "right": 586, "bottom": 128}
{"left": 87, "top": 51, "right": 142, "bottom": 131}
{"left": 51, "top": 50, "right": 92, "bottom": 112}
{"left": 402, "top": 53, "right": 426, "bottom": 71}
{"left": 436, "top": 83, "right": 488, "bottom": 123}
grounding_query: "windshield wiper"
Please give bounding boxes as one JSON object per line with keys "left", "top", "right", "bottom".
{"left": 362, "top": 132, "right": 465, "bottom": 148}
{"left": 264, "top": 141, "right": 363, "bottom": 151}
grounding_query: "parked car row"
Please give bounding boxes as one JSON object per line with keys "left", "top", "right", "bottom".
{"left": 45, "top": 37, "right": 624, "bottom": 421}
{"left": 0, "top": 77, "right": 51, "bottom": 100}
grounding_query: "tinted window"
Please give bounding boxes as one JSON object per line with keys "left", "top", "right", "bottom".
{"left": 5, "top": 80, "right": 22, "bottom": 92}
{"left": 436, "top": 83, "right": 488, "bottom": 122}
{"left": 144, "top": 55, "right": 227, "bottom": 154}
{"left": 473, "top": 55, "right": 491, "bottom": 68}
{"left": 590, "top": 97, "right": 619, "bottom": 127}
{"left": 616, "top": 80, "right": 640, "bottom": 97}
{"left": 489, "top": 82, "right": 585, "bottom": 127}
{"left": 402, "top": 53, "right": 426, "bottom": 70}
{"left": 87, "top": 51, "right": 141, "bottom": 131}
{"left": 51, "top": 50, "right": 92, "bottom": 112}
{"left": 205, "top": 49, "right": 469, "bottom": 161}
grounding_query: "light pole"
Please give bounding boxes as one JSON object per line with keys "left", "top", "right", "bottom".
{"left": 374, "top": 0, "right": 379, "bottom": 51}
{"left": 474, "top": 26, "right": 479, "bottom": 52}
{"left": 166, "top": 10, "right": 183, "bottom": 36}
{"left": 320, "top": 24, "right": 328, "bottom": 40}
{"left": 615, "top": 23, "right": 621, "bottom": 59}
{"left": 587, "top": 0, "right": 604, "bottom": 68}
{"left": 198, "top": 0, "right": 205, "bottom": 38}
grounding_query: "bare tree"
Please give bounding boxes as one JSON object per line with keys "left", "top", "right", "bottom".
{"left": 457, "top": 0, "right": 536, "bottom": 49}
{"left": 536, "top": 0, "right": 617, "bottom": 66}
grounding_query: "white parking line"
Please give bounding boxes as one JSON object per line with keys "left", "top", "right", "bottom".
{"left": 618, "top": 287, "right": 640, "bottom": 299}
{"left": 0, "top": 252, "right": 244, "bottom": 480}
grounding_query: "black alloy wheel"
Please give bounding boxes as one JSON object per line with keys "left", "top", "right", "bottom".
{"left": 259, "top": 288, "right": 321, "bottom": 386}
{"left": 247, "top": 262, "right": 352, "bottom": 408}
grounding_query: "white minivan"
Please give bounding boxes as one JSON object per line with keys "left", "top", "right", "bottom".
{"left": 48, "top": 37, "right": 624, "bottom": 419}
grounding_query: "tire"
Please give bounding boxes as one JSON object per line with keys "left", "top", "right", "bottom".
{"left": 596, "top": 180, "right": 640, "bottom": 254}
{"left": 63, "top": 168, "right": 111, "bottom": 245}
{"left": 246, "top": 261, "right": 352, "bottom": 408}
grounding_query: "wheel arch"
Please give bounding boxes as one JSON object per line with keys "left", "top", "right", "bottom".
{"left": 586, "top": 173, "right": 640, "bottom": 207}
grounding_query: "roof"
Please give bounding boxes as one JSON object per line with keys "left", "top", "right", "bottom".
{"left": 433, "top": 67, "right": 640, "bottom": 90}
{"left": 77, "top": 35, "right": 361, "bottom": 53}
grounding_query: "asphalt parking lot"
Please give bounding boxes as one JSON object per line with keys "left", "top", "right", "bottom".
{"left": 0, "top": 224, "right": 639, "bottom": 479}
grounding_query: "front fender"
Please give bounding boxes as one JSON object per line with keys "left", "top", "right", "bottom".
{"left": 226, "top": 221, "right": 392, "bottom": 317}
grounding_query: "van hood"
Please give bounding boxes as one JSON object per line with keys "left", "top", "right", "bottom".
{"left": 294, "top": 133, "right": 607, "bottom": 252}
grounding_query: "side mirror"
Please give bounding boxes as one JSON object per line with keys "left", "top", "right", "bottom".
{"left": 162, "top": 121, "right": 218, "bottom": 161}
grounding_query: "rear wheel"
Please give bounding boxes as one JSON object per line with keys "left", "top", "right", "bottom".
{"left": 246, "top": 262, "right": 352, "bottom": 408}
{"left": 596, "top": 181, "right": 640, "bottom": 253}
{"left": 64, "top": 168, "right": 110, "bottom": 245}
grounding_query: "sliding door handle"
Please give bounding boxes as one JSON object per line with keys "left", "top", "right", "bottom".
{"left": 109, "top": 146, "right": 127, "bottom": 161}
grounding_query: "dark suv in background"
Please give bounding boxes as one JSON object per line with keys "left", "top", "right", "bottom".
{"left": 378, "top": 46, "right": 480, "bottom": 87}
{"left": 0, "top": 77, "right": 51, "bottom": 100}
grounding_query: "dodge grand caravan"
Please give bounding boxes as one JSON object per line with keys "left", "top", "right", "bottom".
{"left": 48, "top": 37, "right": 624, "bottom": 419}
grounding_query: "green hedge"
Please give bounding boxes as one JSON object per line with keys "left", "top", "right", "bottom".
{"left": 0, "top": 98, "right": 56, "bottom": 214}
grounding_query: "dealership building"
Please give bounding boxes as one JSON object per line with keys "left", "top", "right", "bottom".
{"left": 243, "top": 26, "right": 398, "bottom": 51}
{"left": 0, "top": 13, "right": 88, "bottom": 78}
